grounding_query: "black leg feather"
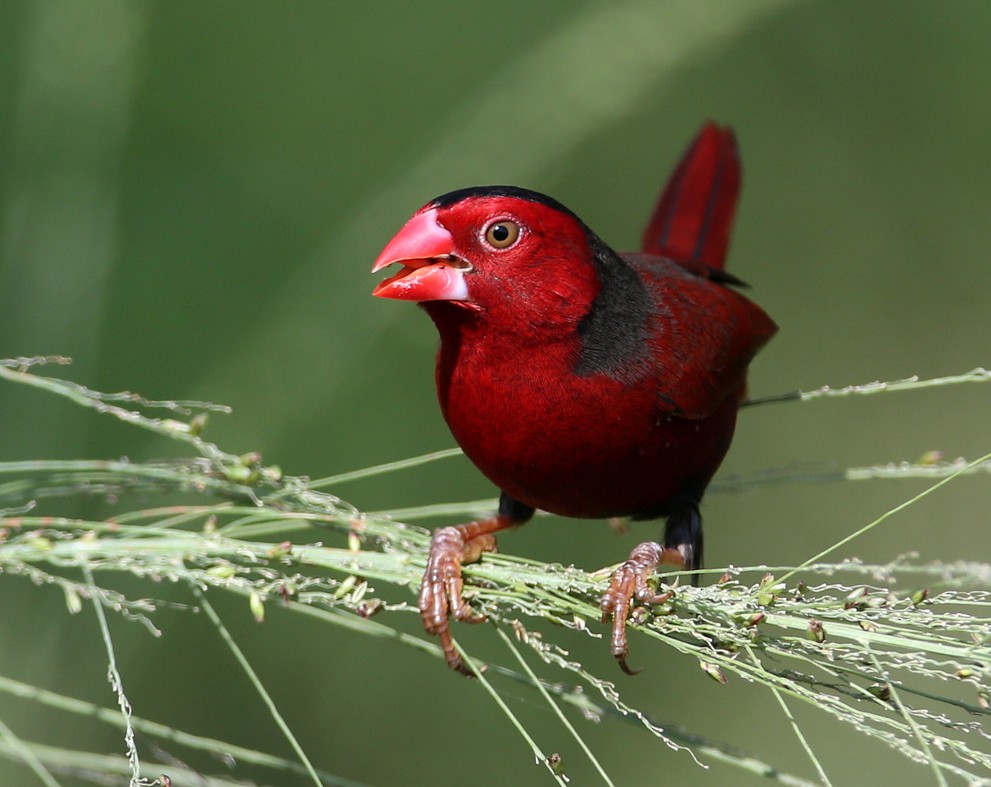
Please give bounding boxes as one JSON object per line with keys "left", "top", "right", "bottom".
{"left": 663, "top": 503, "right": 703, "bottom": 584}
{"left": 498, "top": 492, "right": 535, "bottom": 524}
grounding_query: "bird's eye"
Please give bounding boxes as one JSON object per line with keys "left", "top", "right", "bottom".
{"left": 484, "top": 220, "right": 521, "bottom": 249}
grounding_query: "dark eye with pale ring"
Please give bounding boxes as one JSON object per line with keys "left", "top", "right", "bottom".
{"left": 484, "top": 220, "right": 521, "bottom": 249}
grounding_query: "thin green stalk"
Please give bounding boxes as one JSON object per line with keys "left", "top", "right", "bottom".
{"left": 371, "top": 499, "right": 498, "bottom": 521}
{"left": 0, "top": 365, "right": 234, "bottom": 466}
{"left": 458, "top": 644, "right": 569, "bottom": 785}
{"left": 745, "top": 367, "right": 991, "bottom": 407}
{"left": 863, "top": 648, "right": 948, "bottom": 787}
{"left": 746, "top": 647, "right": 831, "bottom": 787}
{"left": 189, "top": 584, "right": 321, "bottom": 787}
{"left": 495, "top": 626, "right": 616, "bottom": 787}
{"left": 0, "top": 714, "right": 59, "bottom": 787}
{"left": 302, "top": 447, "right": 464, "bottom": 489}
{"left": 81, "top": 561, "right": 145, "bottom": 787}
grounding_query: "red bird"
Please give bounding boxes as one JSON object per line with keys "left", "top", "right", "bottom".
{"left": 371, "top": 124, "right": 776, "bottom": 675}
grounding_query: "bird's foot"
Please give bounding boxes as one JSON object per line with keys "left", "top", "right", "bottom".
{"left": 418, "top": 517, "right": 509, "bottom": 676}
{"left": 600, "top": 541, "right": 685, "bottom": 675}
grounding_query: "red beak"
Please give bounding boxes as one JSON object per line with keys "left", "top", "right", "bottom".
{"left": 371, "top": 208, "right": 470, "bottom": 302}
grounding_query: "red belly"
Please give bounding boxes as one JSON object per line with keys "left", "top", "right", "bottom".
{"left": 440, "top": 364, "right": 741, "bottom": 519}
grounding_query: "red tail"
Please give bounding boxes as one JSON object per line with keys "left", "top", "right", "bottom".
{"left": 641, "top": 123, "right": 740, "bottom": 271}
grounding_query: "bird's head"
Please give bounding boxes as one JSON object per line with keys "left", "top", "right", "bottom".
{"left": 372, "top": 186, "right": 602, "bottom": 326}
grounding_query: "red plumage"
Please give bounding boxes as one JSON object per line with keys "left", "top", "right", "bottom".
{"left": 371, "top": 124, "right": 776, "bottom": 675}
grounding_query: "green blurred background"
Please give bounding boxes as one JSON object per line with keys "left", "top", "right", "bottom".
{"left": 1, "top": 1, "right": 989, "bottom": 784}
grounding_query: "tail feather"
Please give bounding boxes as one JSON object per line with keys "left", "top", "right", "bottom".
{"left": 641, "top": 123, "right": 740, "bottom": 271}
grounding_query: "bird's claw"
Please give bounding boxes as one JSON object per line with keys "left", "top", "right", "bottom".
{"left": 600, "top": 541, "right": 684, "bottom": 675}
{"left": 419, "top": 524, "right": 498, "bottom": 676}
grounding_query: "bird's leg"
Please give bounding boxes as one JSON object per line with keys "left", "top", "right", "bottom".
{"left": 419, "top": 492, "right": 534, "bottom": 676}
{"left": 600, "top": 503, "right": 702, "bottom": 675}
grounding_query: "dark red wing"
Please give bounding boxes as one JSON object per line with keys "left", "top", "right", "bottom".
{"left": 641, "top": 123, "right": 740, "bottom": 271}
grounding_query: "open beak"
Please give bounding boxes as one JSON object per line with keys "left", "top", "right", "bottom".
{"left": 371, "top": 208, "right": 470, "bottom": 302}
